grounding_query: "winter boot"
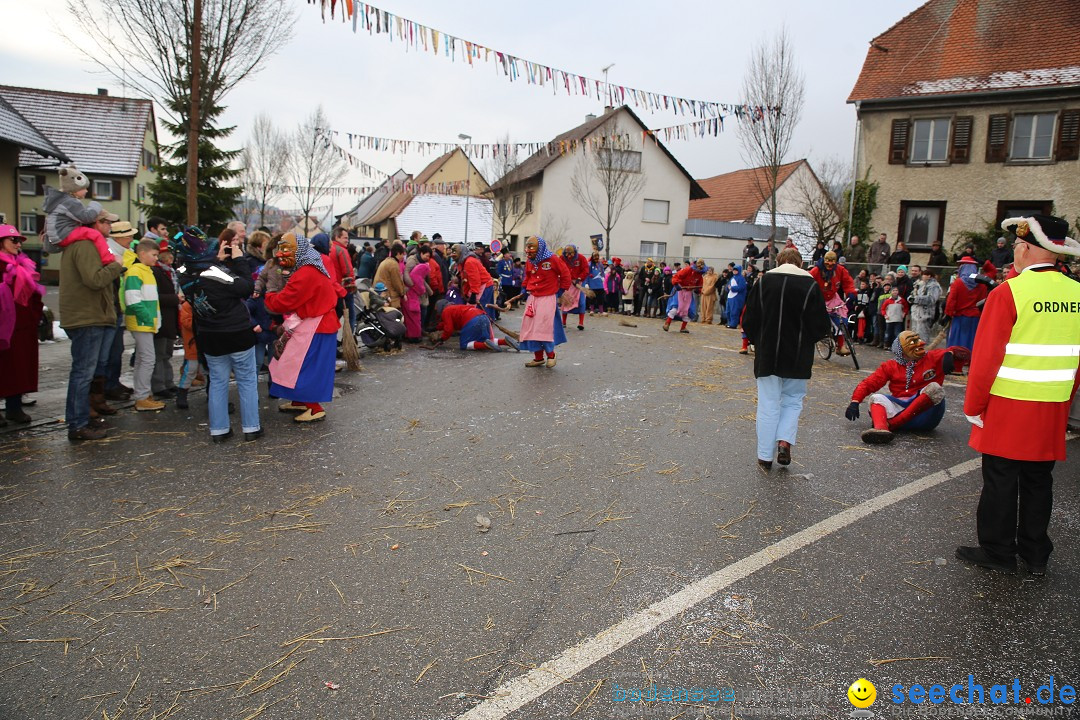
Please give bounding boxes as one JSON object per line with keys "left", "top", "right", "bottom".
{"left": 861, "top": 403, "right": 894, "bottom": 444}
{"left": 739, "top": 337, "right": 750, "bottom": 355}
{"left": 90, "top": 377, "right": 118, "bottom": 415}
{"left": 175, "top": 388, "right": 189, "bottom": 410}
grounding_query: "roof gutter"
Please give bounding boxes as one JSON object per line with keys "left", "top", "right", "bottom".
{"left": 848, "top": 83, "right": 1080, "bottom": 110}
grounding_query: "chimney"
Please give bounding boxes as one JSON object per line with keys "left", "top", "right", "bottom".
{"left": 585, "top": 113, "right": 597, "bottom": 122}
{"left": 604, "top": 105, "right": 614, "bottom": 113}
{"left": 97, "top": 88, "right": 108, "bottom": 96}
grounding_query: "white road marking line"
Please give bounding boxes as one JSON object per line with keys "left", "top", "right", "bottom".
{"left": 457, "top": 455, "right": 986, "bottom": 720}
{"left": 600, "top": 330, "right": 649, "bottom": 338}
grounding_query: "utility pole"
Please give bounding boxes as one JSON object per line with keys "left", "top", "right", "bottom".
{"left": 186, "top": 0, "right": 202, "bottom": 226}
{"left": 458, "top": 134, "right": 471, "bottom": 245}
{"left": 601, "top": 63, "right": 615, "bottom": 108}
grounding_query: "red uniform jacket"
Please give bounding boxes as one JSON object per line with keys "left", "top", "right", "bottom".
{"left": 563, "top": 253, "right": 590, "bottom": 283}
{"left": 525, "top": 254, "right": 571, "bottom": 296}
{"left": 964, "top": 274, "right": 1080, "bottom": 461}
{"left": 852, "top": 349, "right": 950, "bottom": 402}
{"left": 427, "top": 258, "right": 444, "bottom": 294}
{"left": 809, "top": 264, "right": 855, "bottom": 302}
{"left": 672, "top": 266, "right": 703, "bottom": 290}
{"left": 264, "top": 265, "right": 341, "bottom": 334}
{"left": 944, "top": 278, "right": 987, "bottom": 317}
{"left": 461, "top": 255, "right": 493, "bottom": 298}
{"left": 438, "top": 304, "right": 485, "bottom": 341}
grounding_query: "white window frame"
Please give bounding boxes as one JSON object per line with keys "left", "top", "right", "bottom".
{"left": 93, "top": 179, "right": 113, "bottom": 200}
{"left": 1010, "top": 112, "right": 1056, "bottom": 160}
{"left": 639, "top": 241, "right": 667, "bottom": 258}
{"left": 19, "top": 213, "right": 37, "bottom": 235}
{"left": 910, "top": 117, "right": 951, "bottom": 163}
{"left": 18, "top": 175, "right": 37, "bottom": 195}
{"left": 642, "top": 199, "right": 670, "bottom": 224}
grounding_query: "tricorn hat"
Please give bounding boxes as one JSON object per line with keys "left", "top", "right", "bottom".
{"left": 1001, "top": 214, "right": 1080, "bottom": 257}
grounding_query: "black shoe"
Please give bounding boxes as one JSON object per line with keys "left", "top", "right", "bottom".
{"left": 175, "top": 389, "right": 188, "bottom": 410}
{"left": 105, "top": 386, "right": 129, "bottom": 401}
{"left": 5, "top": 411, "right": 31, "bottom": 424}
{"left": 757, "top": 459, "right": 772, "bottom": 472}
{"left": 1022, "top": 558, "right": 1047, "bottom": 577}
{"left": 244, "top": 429, "right": 264, "bottom": 442}
{"left": 211, "top": 429, "right": 234, "bottom": 444}
{"left": 679, "top": 329, "right": 689, "bottom": 334}
{"left": 155, "top": 387, "right": 177, "bottom": 399}
{"left": 577, "top": 325, "right": 584, "bottom": 331}
{"left": 776, "top": 443, "right": 791, "bottom": 466}
{"left": 955, "top": 545, "right": 1016, "bottom": 574}
{"left": 69, "top": 425, "right": 108, "bottom": 442}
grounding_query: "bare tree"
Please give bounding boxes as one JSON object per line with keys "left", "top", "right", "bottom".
{"left": 288, "top": 106, "right": 350, "bottom": 221}
{"left": 483, "top": 135, "right": 530, "bottom": 245}
{"left": 570, "top": 119, "right": 646, "bottom": 260}
{"left": 65, "top": 0, "right": 294, "bottom": 127}
{"left": 796, "top": 156, "right": 848, "bottom": 245}
{"left": 540, "top": 214, "right": 572, "bottom": 251}
{"left": 738, "top": 27, "right": 805, "bottom": 262}
{"left": 240, "top": 114, "right": 290, "bottom": 229}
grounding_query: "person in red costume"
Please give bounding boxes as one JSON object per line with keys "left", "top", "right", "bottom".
{"left": 265, "top": 233, "right": 341, "bottom": 423}
{"left": 845, "top": 330, "right": 968, "bottom": 444}
{"left": 664, "top": 259, "right": 704, "bottom": 333}
{"left": 518, "top": 236, "right": 571, "bottom": 368}
{"left": 943, "top": 256, "right": 988, "bottom": 353}
{"left": 808, "top": 251, "right": 855, "bottom": 355}
{"left": 452, "top": 243, "right": 496, "bottom": 319}
{"left": 559, "top": 244, "right": 590, "bottom": 330}
{"left": 430, "top": 301, "right": 517, "bottom": 351}
{"left": 957, "top": 214, "right": 1080, "bottom": 576}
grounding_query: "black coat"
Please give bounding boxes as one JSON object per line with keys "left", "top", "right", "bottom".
{"left": 150, "top": 264, "right": 180, "bottom": 339}
{"left": 742, "top": 265, "right": 831, "bottom": 380}
{"left": 176, "top": 257, "right": 254, "bottom": 336}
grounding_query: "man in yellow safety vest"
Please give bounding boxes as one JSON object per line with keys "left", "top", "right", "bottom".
{"left": 957, "top": 214, "right": 1080, "bottom": 576}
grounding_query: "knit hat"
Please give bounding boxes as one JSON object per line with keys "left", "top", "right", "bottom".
{"left": 59, "top": 164, "right": 89, "bottom": 194}
{"left": 109, "top": 221, "right": 136, "bottom": 239}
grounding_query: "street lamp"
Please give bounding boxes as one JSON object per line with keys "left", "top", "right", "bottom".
{"left": 458, "top": 133, "right": 471, "bottom": 245}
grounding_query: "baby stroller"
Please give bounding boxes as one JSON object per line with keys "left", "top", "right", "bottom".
{"left": 353, "top": 279, "right": 407, "bottom": 351}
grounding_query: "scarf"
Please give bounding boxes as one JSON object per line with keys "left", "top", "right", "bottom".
{"left": 533, "top": 237, "right": 553, "bottom": 262}
{"left": 295, "top": 234, "right": 330, "bottom": 277}
{"left": 59, "top": 226, "right": 115, "bottom": 267}
{"left": 0, "top": 251, "right": 45, "bottom": 307}
{"left": 891, "top": 336, "right": 918, "bottom": 391}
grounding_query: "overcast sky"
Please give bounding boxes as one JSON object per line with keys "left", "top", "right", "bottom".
{"left": 2, "top": 0, "right": 924, "bottom": 213}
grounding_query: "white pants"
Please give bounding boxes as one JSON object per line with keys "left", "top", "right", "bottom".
{"left": 755, "top": 376, "right": 808, "bottom": 461}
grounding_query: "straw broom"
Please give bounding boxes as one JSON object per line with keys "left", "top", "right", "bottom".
{"left": 340, "top": 312, "right": 362, "bottom": 371}
{"left": 484, "top": 303, "right": 521, "bottom": 340}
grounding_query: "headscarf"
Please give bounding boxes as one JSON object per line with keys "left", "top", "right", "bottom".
{"left": 563, "top": 244, "right": 577, "bottom": 255}
{"left": 295, "top": 234, "right": 330, "bottom": 277}
{"left": 957, "top": 260, "right": 978, "bottom": 290}
{"left": 533, "top": 236, "right": 553, "bottom": 262}
{"left": 891, "top": 335, "right": 918, "bottom": 391}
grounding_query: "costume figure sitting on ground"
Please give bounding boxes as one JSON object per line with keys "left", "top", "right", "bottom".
{"left": 429, "top": 300, "right": 518, "bottom": 352}
{"left": 845, "top": 330, "right": 970, "bottom": 444}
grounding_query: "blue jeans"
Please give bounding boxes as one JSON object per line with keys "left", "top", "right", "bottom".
{"left": 755, "top": 376, "right": 808, "bottom": 462}
{"left": 204, "top": 346, "right": 260, "bottom": 436}
{"left": 95, "top": 322, "right": 116, "bottom": 378}
{"left": 65, "top": 326, "right": 108, "bottom": 431}
{"left": 104, "top": 312, "right": 125, "bottom": 389}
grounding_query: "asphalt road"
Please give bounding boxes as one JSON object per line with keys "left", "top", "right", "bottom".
{"left": 1, "top": 311, "right": 1077, "bottom": 720}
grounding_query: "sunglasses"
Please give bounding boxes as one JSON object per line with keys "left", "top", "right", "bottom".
{"left": 4, "top": 237, "right": 24, "bottom": 243}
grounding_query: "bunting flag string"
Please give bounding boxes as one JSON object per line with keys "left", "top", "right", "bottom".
{"left": 323, "top": 114, "right": 729, "bottom": 160}
{"left": 306, "top": 0, "right": 773, "bottom": 121}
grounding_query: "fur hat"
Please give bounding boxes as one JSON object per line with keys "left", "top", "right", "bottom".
{"left": 59, "top": 164, "right": 90, "bottom": 194}
{"left": 1001, "top": 214, "right": 1080, "bottom": 257}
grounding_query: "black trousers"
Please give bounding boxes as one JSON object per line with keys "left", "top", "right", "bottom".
{"left": 977, "top": 453, "right": 1055, "bottom": 565}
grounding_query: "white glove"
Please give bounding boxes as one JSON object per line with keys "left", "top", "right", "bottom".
{"left": 965, "top": 414, "right": 984, "bottom": 428}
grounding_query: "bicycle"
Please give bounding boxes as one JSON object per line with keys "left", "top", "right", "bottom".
{"left": 816, "top": 309, "right": 860, "bottom": 370}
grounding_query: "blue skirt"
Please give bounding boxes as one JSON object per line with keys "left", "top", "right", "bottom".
{"left": 888, "top": 394, "right": 946, "bottom": 431}
{"left": 459, "top": 315, "right": 493, "bottom": 349}
{"left": 521, "top": 308, "right": 567, "bottom": 353}
{"left": 480, "top": 286, "right": 497, "bottom": 320}
{"left": 269, "top": 332, "right": 336, "bottom": 403}
{"left": 947, "top": 315, "right": 978, "bottom": 351}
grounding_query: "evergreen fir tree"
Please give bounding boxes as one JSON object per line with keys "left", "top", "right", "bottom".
{"left": 142, "top": 86, "right": 241, "bottom": 235}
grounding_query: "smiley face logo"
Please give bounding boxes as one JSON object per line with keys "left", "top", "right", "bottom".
{"left": 847, "top": 678, "right": 877, "bottom": 709}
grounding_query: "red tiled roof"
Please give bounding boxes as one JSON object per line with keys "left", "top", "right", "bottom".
{"left": 849, "top": 0, "right": 1080, "bottom": 102}
{"left": 0, "top": 85, "right": 154, "bottom": 176}
{"left": 689, "top": 160, "right": 804, "bottom": 222}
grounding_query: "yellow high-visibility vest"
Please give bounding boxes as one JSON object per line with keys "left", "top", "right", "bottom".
{"left": 989, "top": 268, "right": 1080, "bottom": 402}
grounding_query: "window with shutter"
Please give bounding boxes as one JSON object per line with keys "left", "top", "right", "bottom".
{"left": 1055, "top": 109, "right": 1080, "bottom": 161}
{"left": 889, "top": 119, "right": 910, "bottom": 164}
{"left": 986, "top": 114, "right": 1011, "bottom": 162}
{"left": 949, "top": 116, "right": 974, "bottom": 163}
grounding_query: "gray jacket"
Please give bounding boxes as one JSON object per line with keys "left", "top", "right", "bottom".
{"left": 43, "top": 186, "right": 102, "bottom": 248}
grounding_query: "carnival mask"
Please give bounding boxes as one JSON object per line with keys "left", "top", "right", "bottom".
{"left": 898, "top": 330, "right": 926, "bottom": 361}
{"left": 275, "top": 233, "right": 297, "bottom": 268}
{"left": 823, "top": 251, "right": 837, "bottom": 270}
{"left": 525, "top": 237, "right": 539, "bottom": 260}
